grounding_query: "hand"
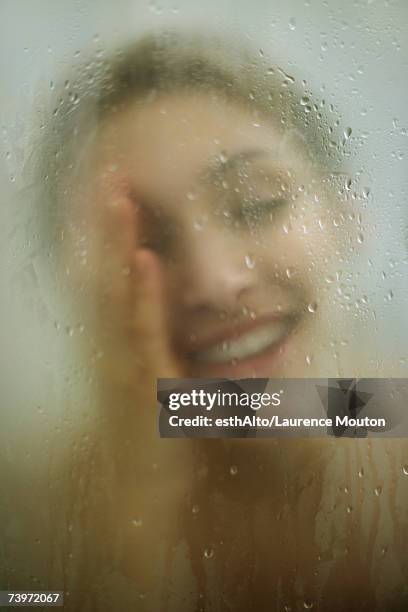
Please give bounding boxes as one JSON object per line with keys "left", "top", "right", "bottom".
{"left": 69, "top": 163, "right": 184, "bottom": 391}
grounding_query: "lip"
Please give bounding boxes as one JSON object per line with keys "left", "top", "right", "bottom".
{"left": 178, "top": 312, "right": 300, "bottom": 378}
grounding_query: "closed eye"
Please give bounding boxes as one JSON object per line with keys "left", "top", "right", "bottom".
{"left": 238, "top": 197, "right": 288, "bottom": 222}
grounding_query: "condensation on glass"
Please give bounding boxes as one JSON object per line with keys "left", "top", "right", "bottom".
{"left": 0, "top": 2, "right": 408, "bottom": 611}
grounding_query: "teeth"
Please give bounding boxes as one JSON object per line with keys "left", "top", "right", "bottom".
{"left": 192, "top": 321, "right": 288, "bottom": 364}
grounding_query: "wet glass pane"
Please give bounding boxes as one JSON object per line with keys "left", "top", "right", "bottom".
{"left": 1, "top": 1, "right": 408, "bottom": 610}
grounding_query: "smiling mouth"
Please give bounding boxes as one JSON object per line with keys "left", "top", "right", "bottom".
{"left": 185, "top": 313, "right": 299, "bottom": 371}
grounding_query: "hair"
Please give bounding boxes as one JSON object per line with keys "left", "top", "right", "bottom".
{"left": 35, "top": 29, "right": 340, "bottom": 258}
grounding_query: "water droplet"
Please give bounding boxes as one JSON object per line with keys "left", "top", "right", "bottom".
{"left": 357, "top": 233, "right": 364, "bottom": 244}
{"left": 300, "top": 96, "right": 310, "bottom": 106}
{"left": 303, "top": 600, "right": 314, "bottom": 610}
{"left": 186, "top": 191, "right": 196, "bottom": 201}
{"left": 358, "top": 468, "right": 364, "bottom": 478}
{"left": 305, "top": 354, "right": 313, "bottom": 366}
{"left": 307, "top": 302, "right": 318, "bottom": 313}
{"left": 289, "top": 18, "right": 296, "bottom": 30}
{"left": 219, "top": 151, "right": 228, "bottom": 164}
{"left": 230, "top": 465, "right": 238, "bottom": 476}
{"left": 194, "top": 216, "right": 207, "bottom": 231}
{"left": 221, "top": 341, "right": 229, "bottom": 353}
{"left": 402, "top": 465, "right": 408, "bottom": 476}
{"left": 245, "top": 254, "right": 256, "bottom": 269}
{"left": 374, "top": 486, "right": 383, "bottom": 497}
{"left": 346, "top": 506, "right": 352, "bottom": 514}
{"left": 131, "top": 518, "right": 143, "bottom": 527}
{"left": 204, "top": 547, "right": 214, "bottom": 559}
{"left": 344, "top": 127, "right": 352, "bottom": 140}
{"left": 192, "top": 504, "right": 200, "bottom": 514}
{"left": 149, "top": 1, "right": 163, "bottom": 14}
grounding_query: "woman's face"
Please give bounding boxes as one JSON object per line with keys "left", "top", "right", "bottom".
{"left": 81, "top": 91, "right": 350, "bottom": 378}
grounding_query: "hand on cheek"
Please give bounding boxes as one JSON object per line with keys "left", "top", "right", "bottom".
{"left": 92, "top": 171, "right": 183, "bottom": 390}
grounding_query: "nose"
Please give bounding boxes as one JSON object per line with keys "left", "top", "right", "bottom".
{"left": 178, "top": 224, "right": 255, "bottom": 311}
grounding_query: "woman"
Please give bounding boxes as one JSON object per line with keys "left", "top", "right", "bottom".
{"left": 35, "top": 32, "right": 408, "bottom": 611}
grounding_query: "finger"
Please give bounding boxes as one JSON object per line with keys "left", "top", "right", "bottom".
{"left": 132, "top": 249, "right": 182, "bottom": 380}
{"left": 92, "top": 171, "right": 137, "bottom": 304}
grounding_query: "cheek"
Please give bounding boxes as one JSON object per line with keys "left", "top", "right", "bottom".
{"left": 249, "top": 219, "right": 341, "bottom": 312}
{"left": 249, "top": 224, "right": 315, "bottom": 276}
